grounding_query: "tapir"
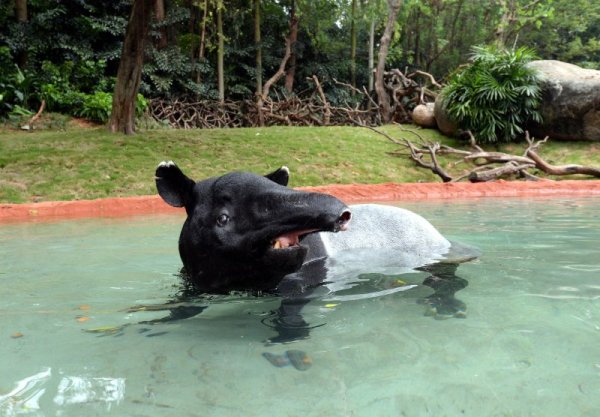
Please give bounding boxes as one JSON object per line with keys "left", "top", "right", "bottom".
{"left": 155, "top": 161, "right": 478, "bottom": 341}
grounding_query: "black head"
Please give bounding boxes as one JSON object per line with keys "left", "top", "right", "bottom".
{"left": 156, "top": 161, "right": 351, "bottom": 293}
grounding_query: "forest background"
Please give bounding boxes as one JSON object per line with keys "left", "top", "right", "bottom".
{"left": 1, "top": 0, "right": 599, "bottom": 127}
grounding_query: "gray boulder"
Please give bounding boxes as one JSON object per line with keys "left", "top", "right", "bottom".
{"left": 433, "top": 94, "right": 458, "bottom": 136}
{"left": 527, "top": 60, "right": 600, "bottom": 141}
{"left": 412, "top": 103, "right": 437, "bottom": 128}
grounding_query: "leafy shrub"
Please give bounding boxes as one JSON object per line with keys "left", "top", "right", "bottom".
{"left": 40, "top": 60, "right": 113, "bottom": 114}
{"left": 76, "top": 92, "right": 148, "bottom": 124}
{"left": 0, "top": 46, "right": 27, "bottom": 117}
{"left": 442, "top": 45, "right": 542, "bottom": 143}
{"left": 77, "top": 91, "right": 112, "bottom": 123}
{"left": 135, "top": 93, "right": 149, "bottom": 116}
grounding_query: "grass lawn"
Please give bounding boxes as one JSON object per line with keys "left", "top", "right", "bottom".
{"left": 1, "top": 123, "right": 598, "bottom": 203}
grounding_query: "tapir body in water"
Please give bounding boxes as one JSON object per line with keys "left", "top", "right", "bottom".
{"left": 155, "top": 162, "right": 478, "bottom": 336}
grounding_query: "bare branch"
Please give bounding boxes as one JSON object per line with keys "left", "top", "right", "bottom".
{"left": 310, "top": 75, "right": 331, "bottom": 125}
{"left": 333, "top": 78, "right": 363, "bottom": 96}
{"left": 468, "top": 162, "right": 535, "bottom": 182}
{"left": 261, "top": 36, "right": 293, "bottom": 99}
{"left": 527, "top": 149, "right": 600, "bottom": 177}
{"left": 409, "top": 70, "right": 443, "bottom": 89}
{"left": 25, "top": 99, "right": 46, "bottom": 129}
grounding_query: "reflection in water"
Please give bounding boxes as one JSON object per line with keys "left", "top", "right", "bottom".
{"left": 133, "top": 256, "right": 473, "bottom": 344}
{"left": 0, "top": 368, "right": 51, "bottom": 417}
{"left": 53, "top": 376, "right": 125, "bottom": 408}
{"left": 0, "top": 369, "right": 125, "bottom": 416}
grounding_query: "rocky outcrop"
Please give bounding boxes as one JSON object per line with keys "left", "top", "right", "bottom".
{"left": 527, "top": 60, "right": 600, "bottom": 141}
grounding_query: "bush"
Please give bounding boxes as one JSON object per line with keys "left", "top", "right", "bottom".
{"left": 40, "top": 60, "right": 113, "bottom": 114}
{"left": 442, "top": 45, "right": 542, "bottom": 143}
{"left": 0, "top": 46, "right": 29, "bottom": 117}
{"left": 77, "top": 92, "right": 148, "bottom": 124}
{"left": 77, "top": 91, "right": 113, "bottom": 123}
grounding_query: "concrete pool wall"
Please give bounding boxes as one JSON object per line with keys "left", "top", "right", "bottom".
{"left": 2, "top": 180, "right": 600, "bottom": 223}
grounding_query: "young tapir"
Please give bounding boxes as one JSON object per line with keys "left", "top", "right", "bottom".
{"left": 155, "top": 161, "right": 476, "bottom": 340}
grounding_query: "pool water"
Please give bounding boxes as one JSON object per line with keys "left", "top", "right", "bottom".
{"left": 1, "top": 197, "right": 599, "bottom": 417}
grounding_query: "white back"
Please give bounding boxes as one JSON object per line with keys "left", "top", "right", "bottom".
{"left": 319, "top": 204, "right": 451, "bottom": 258}
{"left": 313, "top": 204, "right": 452, "bottom": 296}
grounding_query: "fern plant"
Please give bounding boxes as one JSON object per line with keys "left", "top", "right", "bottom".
{"left": 442, "top": 45, "right": 542, "bottom": 143}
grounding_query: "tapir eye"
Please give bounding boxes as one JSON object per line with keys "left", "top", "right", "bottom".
{"left": 216, "top": 213, "right": 230, "bottom": 227}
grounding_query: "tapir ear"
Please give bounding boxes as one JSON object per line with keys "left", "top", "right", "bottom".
{"left": 155, "top": 161, "right": 195, "bottom": 207}
{"left": 265, "top": 166, "right": 290, "bottom": 186}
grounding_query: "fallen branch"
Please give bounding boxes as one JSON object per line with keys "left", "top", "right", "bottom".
{"left": 468, "top": 162, "right": 535, "bottom": 182}
{"left": 24, "top": 99, "right": 46, "bottom": 130}
{"left": 363, "top": 126, "right": 600, "bottom": 182}
{"left": 527, "top": 150, "right": 600, "bottom": 177}
{"left": 524, "top": 132, "right": 600, "bottom": 177}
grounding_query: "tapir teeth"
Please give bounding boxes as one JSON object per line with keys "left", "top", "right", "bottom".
{"left": 273, "top": 240, "right": 282, "bottom": 249}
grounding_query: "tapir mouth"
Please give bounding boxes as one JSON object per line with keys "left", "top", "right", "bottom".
{"left": 269, "top": 209, "right": 351, "bottom": 250}
{"left": 271, "top": 229, "right": 319, "bottom": 249}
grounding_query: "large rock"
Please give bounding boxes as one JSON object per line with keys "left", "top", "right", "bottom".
{"left": 527, "top": 60, "right": 600, "bottom": 141}
{"left": 433, "top": 94, "right": 458, "bottom": 136}
{"left": 412, "top": 103, "right": 437, "bottom": 128}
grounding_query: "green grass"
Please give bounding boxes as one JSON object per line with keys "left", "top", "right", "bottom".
{"left": 0, "top": 123, "right": 598, "bottom": 203}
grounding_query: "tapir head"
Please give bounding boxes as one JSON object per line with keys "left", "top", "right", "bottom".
{"left": 156, "top": 161, "right": 351, "bottom": 293}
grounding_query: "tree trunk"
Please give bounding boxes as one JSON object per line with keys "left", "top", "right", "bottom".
{"left": 254, "top": 0, "right": 262, "bottom": 95}
{"left": 15, "top": 0, "right": 28, "bottom": 68}
{"left": 284, "top": 0, "right": 298, "bottom": 94}
{"left": 217, "top": 0, "right": 224, "bottom": 104}
{"left": 375, "top": 0, "right": 402, "bottom": 123}
{"left": 494, "top": 0, "right": 516, "bottom": 48}
{"left": 154, "top": 0, "right": 168, "bottom": 49}
{"left": 413, "top": 7, "right": 420, "bottom": 68}
{"left": 110, "top": 0, "right": 153, "bottom": 135}
{"left": 350, "top": 0, "right": 357, "bottom": 92}
{"left": 257, "top": 36, "right": 293, "bottom": 127}
{"left": 195, "top": 0, "right": 208, "bottom": 86}
{"left": 368, "top": 19, "right": 375, "bottom": 92}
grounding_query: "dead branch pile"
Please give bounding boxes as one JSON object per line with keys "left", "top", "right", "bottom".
{"left": 365, "top": 125, "right": 600, "bottom": 182}
{"left": 148, "top": 69, "right": 440, "bottom": 129}
{"left": 382, "top": 69, "right": 441, "bottom": 123}
{"left": 149, "top": 99, "right": 246, "bottom": 129}
{"left": 148, "top": 94, "right": 381, "bottom": 129}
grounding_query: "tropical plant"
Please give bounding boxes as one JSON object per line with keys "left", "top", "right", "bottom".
{"left": 442, "top": 45, "right": 543, "bottom": 143}
{"left": 77, "top": 91, "right": 113, "bottom": 123}
{"left": 75, "top": 91, "right": 147, "bottom": 124}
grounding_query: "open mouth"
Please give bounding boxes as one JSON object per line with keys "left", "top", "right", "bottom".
{"left": 270, "top": 210, "right": 351, "bottom": 250}
{"left": 271, "top": 229, "right": 319, "bottom": 250}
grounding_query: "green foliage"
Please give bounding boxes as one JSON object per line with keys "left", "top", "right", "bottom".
{"left": 77, "top": 91, "right": 113, "bottom": 123}
{"left": 0, "top": 54, "right": 26, "bottom": 116}
{"left": 75, "top": 92, "right": 147, "bottom": 124}
{"left": 135, "top": 94, "right": 149, "bottom": 116}
{"left": 35, "top": 60, "right": 115, "bottom": 121}
{"left": 142, "top": 45, "right": 205, "bottom": 97}
{"left": 516, "top": 0, "right": 599, "bottom": 69}
{"left": 1, "top": 0, "right": 597, "bottom": 120}
{"left": 442, "top": 45, "right": 543, "bottom": 143}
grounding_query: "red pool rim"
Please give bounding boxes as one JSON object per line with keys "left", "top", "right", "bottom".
{"left": 2, "top": 180, "right": 600, "bottom": 223}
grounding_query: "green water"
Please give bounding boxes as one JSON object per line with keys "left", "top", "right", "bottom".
{"left": 1, "top": 198, "right": 599, "bottom": 417}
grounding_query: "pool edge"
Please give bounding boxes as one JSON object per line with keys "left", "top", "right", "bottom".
{"left": 2, "top": 180, "right": 600, "bottom": 223}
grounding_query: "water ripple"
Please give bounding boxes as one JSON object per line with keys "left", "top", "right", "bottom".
{"left": 563, "top": 264, "right": 600, "bottom": 272}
